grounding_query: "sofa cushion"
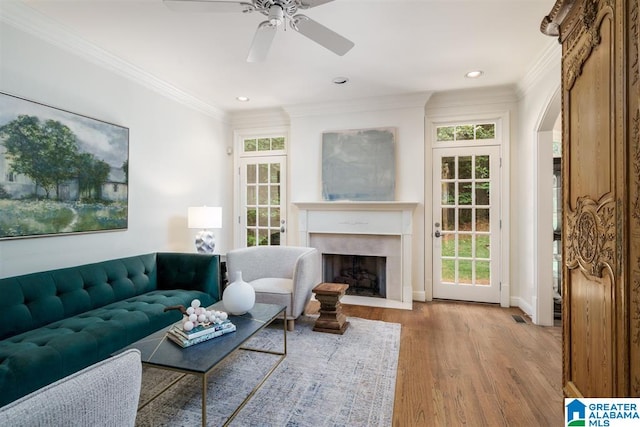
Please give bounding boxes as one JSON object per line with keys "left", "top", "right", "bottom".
{"left": 0, "top": 254, "right": 158, "bottom": 340}
{"left": 0, "top": 288, "right": 212, "bottom": 407}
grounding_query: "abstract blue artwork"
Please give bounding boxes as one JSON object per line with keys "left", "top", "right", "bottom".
{"left": 322, "top": 128, "right": 396, "bottom": 201}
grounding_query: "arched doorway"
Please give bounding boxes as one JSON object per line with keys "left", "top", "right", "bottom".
{"left": 533, "top": 87, "right": 561, "bottom": 326}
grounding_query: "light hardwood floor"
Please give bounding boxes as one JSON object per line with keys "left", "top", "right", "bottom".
{"left": 308, "top": 300, "right": 563, "bottom": 426}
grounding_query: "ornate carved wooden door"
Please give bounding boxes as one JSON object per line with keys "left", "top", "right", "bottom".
{"left": 542, "top": 0, "right": 639, "bottom": 397}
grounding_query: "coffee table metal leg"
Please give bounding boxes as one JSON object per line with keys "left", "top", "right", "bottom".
{"left": 202, "top": 373, "right": 207, "bottom": 427}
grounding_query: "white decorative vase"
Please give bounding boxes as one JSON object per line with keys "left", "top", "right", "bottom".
{"left": 222, "top": 271, "right": 255, "bottom": 315}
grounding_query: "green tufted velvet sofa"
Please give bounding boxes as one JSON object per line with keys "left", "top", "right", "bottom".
{"left": 0, "top": 252, "right": 221, "bottom": 407}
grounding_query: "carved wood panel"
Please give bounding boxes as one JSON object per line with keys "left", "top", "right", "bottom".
{"left": 544, "top": 0, "right": 634, "bottom": 397}
{"left": 629, "top": 0, "right": 640, "bottom": 398}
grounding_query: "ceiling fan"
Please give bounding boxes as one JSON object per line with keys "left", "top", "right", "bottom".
{"left": 163, "top": 0, "right": 355, "bottom": 62}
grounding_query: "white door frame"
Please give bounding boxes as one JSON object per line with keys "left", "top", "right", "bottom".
{"left": 425, "top": 112, "right": 511, "bottom": 307}
{"left": 233, "top": 127, "right": 289, "bottom": 249}
{"left": 533, "top": 87, "right": 561, "bottom": 326}
{"left": 432, "top": 146, "right": 502, "bottom": 303}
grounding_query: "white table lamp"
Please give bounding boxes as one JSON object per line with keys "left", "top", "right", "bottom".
{"left": 188, "top": 206, "right": 222, "bottom": 253}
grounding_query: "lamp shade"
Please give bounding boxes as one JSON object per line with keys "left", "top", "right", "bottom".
{"left": 188, "top": 206, "right": 222, "bottom": 229}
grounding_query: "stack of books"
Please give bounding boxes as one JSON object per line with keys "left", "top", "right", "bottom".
{"left": 166, "top": 320, "right": 236, "bottom": 348}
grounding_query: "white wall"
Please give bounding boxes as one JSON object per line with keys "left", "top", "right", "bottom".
{"left": 514, "top": 47, "right": 561, "bottom": 320}
{"left": 283, "top": 94, "right": 430, "bottom": 300}
{"left": 0, "top": 22, "right": 232, "bottom": 278}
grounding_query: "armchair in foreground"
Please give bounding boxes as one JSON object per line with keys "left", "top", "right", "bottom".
{"left": 226, "top": 246, "right": 321, "bottom": 330}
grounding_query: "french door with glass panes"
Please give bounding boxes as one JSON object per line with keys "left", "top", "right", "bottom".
{"left": 432, "top": 146, "right": 501, "bottom": 303}
{"left": 238, "top": 153, "right": 286, "bottom": 247}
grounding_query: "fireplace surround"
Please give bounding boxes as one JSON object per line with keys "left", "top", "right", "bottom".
{"left": 294, "top": 201, "right": 417, "bottom": 309}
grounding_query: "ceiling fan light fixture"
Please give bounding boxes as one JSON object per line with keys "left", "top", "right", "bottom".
{"left": 236, "top": 96, "right": 250, "bottom": 102}
{"left": 268, "top": 4, "right": 284, "bottom": 26}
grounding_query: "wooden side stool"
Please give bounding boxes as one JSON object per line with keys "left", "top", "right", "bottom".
{"left": 312, "top": 282, "right": 350, "bottom": 334}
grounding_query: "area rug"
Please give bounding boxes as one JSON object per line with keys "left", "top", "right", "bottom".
{"left": 135, "top": 315, "right": 400, "bottom": 426}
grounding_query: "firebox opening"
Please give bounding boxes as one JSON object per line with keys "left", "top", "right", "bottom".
{"left": 322, "top": 254, "right": 387, "bottom": 298}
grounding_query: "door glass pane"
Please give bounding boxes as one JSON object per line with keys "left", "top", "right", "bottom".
{"left": 271, "top": 163, "right": 281, "bottom": 183}
{"left": 476, "top": 184, "right": 490, "bottom": 205}
{"left": 246, "top": 164, "right": 256, "bottom": 183}
{"left": 257, "top": 207, "right": 268, "bottom": 226}
{"left": 246, "top": 228, "right": 256, "bottom": 246}
{"left": 272, "top": 137, "right": 285, "bottom": 150}
{"left": 258, "top": 229, "right": 269, "bottom": 245}
{"left": 458, "top": 260, "right": 473, "bottom": 283}
{"left": 270, "top": 208, "right": 280, "bottom": 227}
{"left": 437, "top": 126, "right": 455, "bottom": 141}
{"left": 458, "top": 234, "right": 472, "bottom": 257}
{"left": 441, "top": 259, "right": 455, "bottom": 282}
{"left": 442, "top": 208, "right": 455, "bottom": 230}
{"left": 456, "top": 125, "right": 474, "bottom": 141}
{"left": 442, "top": 234, "right": 455, "bottom": 256}
{"left": 244, "top": 139, "right": 257, "bottom": 152}
{"left": 476, "top": 261, "right": 490, "bottom": 284}
{"left": 258, "top": 164, "right": 269, "bottom": 183}
{"left": 270, "top": 185, "right": 280, "bottom": 204}
{"left": 442, "top": 183, "right": 455, "bottom": 204}
{"left": 475, "top": 124, "right": 495, "bottom": 139}
{"left": 459, "top": 183, "right": 473, "bottom": 205}
{"left": 459, "top": 156, "right": 472, "bottom": 179}
{"left": 258, "top": 186, "right": 269, "bottom": 204}
{"left": 247, "top": 208, "right": 256, "bottom": 226}
{"left": 258, "top": 138, "right": 270, "bottom": 151}
{"left": 459, "top": 208, "right": 472, "bottom": 230}
{"left": 442, "top": 157, "right": 455, "bottom": 178}
{"left": 475, "top": 155, "right": 490, "bottom": 178}
{"left": 246, "top": 186, "right": 256, "bottom": 205}
{"left": 476, "top": 209, "right": 490, "bottom": 231}
{"left": 476, "top": 235, "right": 490, "bottom": 258}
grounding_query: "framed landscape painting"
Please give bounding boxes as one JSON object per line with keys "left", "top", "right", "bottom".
{"left": 0, "top": 92, "right": 129, "bottom": 239}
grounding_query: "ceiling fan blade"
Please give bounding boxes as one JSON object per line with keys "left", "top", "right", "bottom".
{"left": 299, "top": 0, "right": 335, "bottom": 9}
{"left": 163, "top": 0, "right": 254, "bottom": 13}
{"left": 292, "top": 15, "right": 354, "bottom": 56}
{"left": 247, "top": 21, "right": 277, "bottom": 62}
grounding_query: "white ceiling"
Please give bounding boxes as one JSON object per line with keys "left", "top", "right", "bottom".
{"left": 15, "top": 0, "right": 557, "bottom": 113}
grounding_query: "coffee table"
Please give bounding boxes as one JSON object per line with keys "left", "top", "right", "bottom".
{"left": 119, "top": 302, "right": 286, "bottom": 426}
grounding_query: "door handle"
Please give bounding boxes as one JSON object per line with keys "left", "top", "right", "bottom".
{"left": 280, "top": 219, "right": 286, "bottom": 233}
{"left": 434, "top": 230, "right": 441, "bottom": 238}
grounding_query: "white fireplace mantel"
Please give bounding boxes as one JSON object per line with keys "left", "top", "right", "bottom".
{"left": 293, "top": 201, "right": 418, "bottom": 310}
{"left": 293, "top": 201, "right": 419, "bottom": 211}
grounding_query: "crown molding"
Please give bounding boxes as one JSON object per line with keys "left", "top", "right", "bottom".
{"left": 229, "top": 107, "right": 290, "bottom": 129}
{"left": 516, "top": 39, "right": 561, "bottom": 99}
{"left": 0, "top": 1, "right": 228, "bottom": 122}
{"left": 426, "top": 85, "right": 518, "bottom": 114}
{"left": 283, "top": 92, "right": 433, "bottom": 118}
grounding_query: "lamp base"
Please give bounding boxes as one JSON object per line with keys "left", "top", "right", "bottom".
{"left": 195, "top": 230, "right": 215, "bottom": 254}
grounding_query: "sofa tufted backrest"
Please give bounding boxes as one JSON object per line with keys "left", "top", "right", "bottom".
{"left": 0, "top": 254, "right": 158, "bottom": 340}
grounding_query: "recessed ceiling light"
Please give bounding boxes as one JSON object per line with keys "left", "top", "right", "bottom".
{"left": 465, "top": 70, "right": 484, "bottom": 79}
{"left": 236, "top": 96, "right": 250, "bottom": 102}
{"left": 332, "top": 76, "right": 349, "bottom": 85}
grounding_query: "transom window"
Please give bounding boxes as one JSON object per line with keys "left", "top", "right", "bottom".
{"left": 436, "top": 123, "right": 496, "bottom": 142}
{"left": 243, "top": 136, "right": 285, "bottom": 153}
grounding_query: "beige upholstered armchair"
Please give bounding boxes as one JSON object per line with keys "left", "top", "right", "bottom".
{"left": 226, "top": 246, "right": 321, "bottom": 331}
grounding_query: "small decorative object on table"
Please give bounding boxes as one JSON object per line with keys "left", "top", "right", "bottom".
{"left": 222, "top": 271, "right": 255, "bottom": 315}
{"left": 165, "top": 299, "right": 236, "bottom": 348}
